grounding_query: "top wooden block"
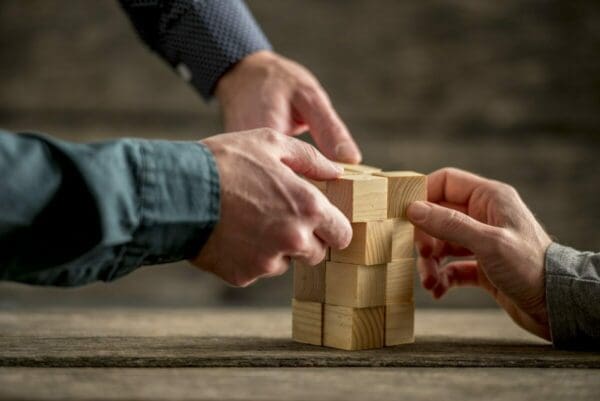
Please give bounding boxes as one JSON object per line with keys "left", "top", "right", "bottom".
{"left": 373, "top": 171, "right": 427, "bottom": 219}
{"left": 334, "top": 162, "right": 382, "bottom": 175}
{"left": 326, "top": 175, "right": 388, "bottom": 222}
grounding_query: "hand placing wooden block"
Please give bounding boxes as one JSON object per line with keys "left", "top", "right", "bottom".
{"left": 293, "top": 261, "right": 326, "bottom": 302}
{"left": 292, "top": 299, "right": 323, "bottom": 346}
{"left": 327, "top": 175, "right": 387, "bottom": 222}
{"left": 325, "top": 262, "right": 385, "bottom": 308}
{"left": 323, "top": 304, "right": 384, "bottom": 350}
{"left": 385, "top": 302, "right": 415, "bottom": 346}
{"left": 373, "top": 171, "right": 427, "bottom": 219}
{"left": 385, "top": 259, "right": 414, "bottom": 304}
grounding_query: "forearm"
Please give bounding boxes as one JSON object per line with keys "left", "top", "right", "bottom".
{"left": 119, "top": 0, "right": 272, "bottom": 99}
{"left": 0, "top": 130, "right": 219, "bottom": 286}
{"left": 545, "top": 242, "right": 600, "bottom": 348}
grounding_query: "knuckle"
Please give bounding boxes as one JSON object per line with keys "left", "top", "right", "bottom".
{"left": 281, "top": 227, "right": 309, "bottom": 253}
{"left": 486, "top": 227, "right": 514, "bottom": 256}
{"left": 300, "top": 190, "right": 324, "bottom": 220}
{"left": 262, "top": 127, "right": 284, "bottom": 144}
{"left": 441, "top": 209, "right": 467, "bottom": 232}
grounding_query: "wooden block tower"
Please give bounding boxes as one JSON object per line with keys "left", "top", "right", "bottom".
{"left": 292, "top": 163, "right": 427, "bottom": 350}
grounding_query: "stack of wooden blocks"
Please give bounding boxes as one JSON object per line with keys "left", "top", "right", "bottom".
{"left": 292, "top": 163, "right": 427, "bottom": 350}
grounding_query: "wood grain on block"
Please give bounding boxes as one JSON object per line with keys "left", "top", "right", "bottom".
{"left": 327, "top": 175, "right": 387, "bottom": 222}
{"left": 373, "top": 171, "right": 427, "bottom": 219}
{"left": 292, "top": 299, "right": 323, "bottom": 346}
{"left": 330, "top": 219, "right": 396, "bottom": 265}
{"left": 306, "top": 178, "right": 328, "bottom": 193}
{"left": 391, "top": 221, "right": 415, "bottom": 259}
{"left": 385, "top": 259, "right": 414, "bottom": 304}
{"left": 335, "top": 162, "right": 382, "bottom": 174}
{"left": 385, "top": 302, "right": 415, "bottom": 346}
{"left": 293, "top": 261, "right": 326, "bottom": 302}
{"left": 323, "top": 305, "right": 385, "bottom": 350}
{"left": 325, "top": 262, "right": 385, "bottom": 308}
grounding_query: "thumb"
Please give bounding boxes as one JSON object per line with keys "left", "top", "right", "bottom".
{"left": 281, "top": 138, "right": 344, "bottom": 180}
{"left": 407, "top": 201, "right": 499, "bottom": 253}
{"left": 293, "top": 87, "right": 362, "bottom": 163}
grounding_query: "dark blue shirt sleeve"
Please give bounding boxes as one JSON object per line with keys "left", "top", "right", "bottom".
{"left": 0, "top": 130, "right": 220, "bottom": 286}
{"left": 118, "top": 0, "right": 272, "bottom": 99}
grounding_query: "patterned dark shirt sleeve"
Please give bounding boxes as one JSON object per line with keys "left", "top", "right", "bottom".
{"left": 119, "top": 0, "right": 272, "bottom": 99}
{"left": 545, "top": 242, "right": 600, "bottom": 349}
{"left": 0, "top": 130, "right": 220, "bottom": 286}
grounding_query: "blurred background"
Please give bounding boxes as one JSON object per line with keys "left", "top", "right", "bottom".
{"left": 0, "top": 0, "right": 598, "bottom": 309}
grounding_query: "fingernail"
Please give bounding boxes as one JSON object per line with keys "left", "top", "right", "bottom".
{"left": 334, "top": 142, "right": 361, "bottom": 163}
{"left": 407, "top": 201, "right": 430, "bottom": 223}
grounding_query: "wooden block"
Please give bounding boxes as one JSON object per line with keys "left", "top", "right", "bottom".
{"left": 334, "top": 162, "right": 382, "bottom": 174}
{"left": 293, "top": 261, "right": 326, "bottom": 302}
{"left": 330, "top": 219, "right": 412, "bottom": 265}
{"left": 385, "top": 259, "right": 414, "bottom": 304}
{"left": 385, "top": 302, "right": 415, "bottom": 346}
{"left": 391, "top": 221, "right": 415, "bottom": 259}
{"left": 292, "top": 299, "right": 323, "bottom": 346}
{"left": 373, "top": 171, "right": 427, "bottom": 219}
{"left": 325, "top": 262, "right": 385, "bottom": 307}
{"left": 327, "top": 175, "right": 387, "bottom": 222}
{"left": 323, "top": 304, "right": 384, "bottom": 350}
{"left": 306, "top": 178, "right": 328, "bottom": 193}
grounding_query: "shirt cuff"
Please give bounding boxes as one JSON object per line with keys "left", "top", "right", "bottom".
{"left": 161, "top": 0, "right": 272, "bottom": 99}
{"left": 112, "top": 140, "right": 220, "bottom": 280}
{"left": 545, "top": 242, "right": 600, "bottom": 349}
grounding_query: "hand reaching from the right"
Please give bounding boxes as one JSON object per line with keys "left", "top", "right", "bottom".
{"left": 407, "top": 168, "right": 553, "bottom": 340}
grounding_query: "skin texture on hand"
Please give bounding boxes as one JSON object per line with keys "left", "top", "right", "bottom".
{"left": 406, "top": 168, "right": 553, "bottom": 340}
{"left": 194, "top": 128, "right": 352, "bottom": 287}
{"left": 215, "top": 50, "right": 362, "bottom": 164}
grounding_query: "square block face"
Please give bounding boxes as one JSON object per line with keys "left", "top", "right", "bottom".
{"left": 373, "top": 171, "right": 427, "bottom": 219}
{"left": 325, "top": 262, "right": 385, "bottom": 308}
{"left": 327, "top": 175, "right": 388, "bottom": 222}
{"left": 391, "top": 221, "right": 415, "bottom": 259}
{"left": 330, "top": 220, "right": 389, "bottom": 265}
{"left": 293, "top": 261, "right": 326, "bottom": 302}
{"left": 385, "top": 303, "right": 415, "bottom": 346}
{"left": 385, "top": 259, "right": 414, "bottom": 304}
{"left": 323, "top": 305, "right": 384, "bottom": 350}
{"left": 292, "top": 299, "right": 323, "bottom": 346}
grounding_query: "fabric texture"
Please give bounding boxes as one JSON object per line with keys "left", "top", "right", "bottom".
{"left": 0, "top": 130, "right": 220, "bottom": 286}
{"left": 545, "top": 242, "right": 600, "bottom": 349}
{"left": 119, "top": 0, "right": 272, "bottom": 99}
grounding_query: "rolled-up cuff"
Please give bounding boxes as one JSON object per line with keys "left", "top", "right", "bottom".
{"left": 112, "top": 140, "right": 220, "bottom": 280}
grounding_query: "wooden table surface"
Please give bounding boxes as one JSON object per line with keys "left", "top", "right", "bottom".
{"left": 0, "top": 307, "right": 598, "bottom": 400}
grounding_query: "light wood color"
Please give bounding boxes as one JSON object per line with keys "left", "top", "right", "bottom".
{"left": 327, "top": 175, "right": 388, "bottom": 222}
{"left": 293, "top": 261, "right": 326, "bottom": 302}
{"left": 334, "top": 162, "right": 382, "bottom": 174}
{"left": 391, "top": 220, "right": 415, "bottom": 259}
{"left": 323, "top": 304, "right": 384, "bottom": 350}
{"left": 373, "top": 171, "right": 427, "bottom": 219}
{"left": 385, "top": 259, "right": 414, "bottom": 304}
{"left": 325, "top": 262, "right": 385, "bottom": 308}
{"left": 330, "top": 219, "right": 413, "bottom": 265}
{"left": 292, "top": 299, "right": 323, "bottom": 346}
{"left": 385, "top": 302, "right": 415, "bottom": 346}
{"left": 306, "top": 178, "right": 328, "bottom": 193}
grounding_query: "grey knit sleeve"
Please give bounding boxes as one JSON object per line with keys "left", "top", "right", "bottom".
{"left": 119, "top": 0, "right": 272, "bottom": 99}
{"left": 545, "top": 242, "right": 600, "bottom": 349}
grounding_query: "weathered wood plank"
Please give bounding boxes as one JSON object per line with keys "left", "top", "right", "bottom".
{"left": 0, "top": 368, "right": 599, "bottom": 401}
{"left": 0, "top": 308, "right": 598, "bottom": 368}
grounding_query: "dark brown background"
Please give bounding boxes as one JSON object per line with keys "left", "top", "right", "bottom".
{"left": 0, "top": 0, "right": 598, "bottom": 308}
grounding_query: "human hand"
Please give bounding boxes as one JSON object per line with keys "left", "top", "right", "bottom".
{"left": 406, "top": 168, "right": 553, "bottom": 340}
{"left": 193, "top": 128, "right": 352, "bottom": 287}
{"left": 215, "top": 50, "right": 361, "bottom": 163}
